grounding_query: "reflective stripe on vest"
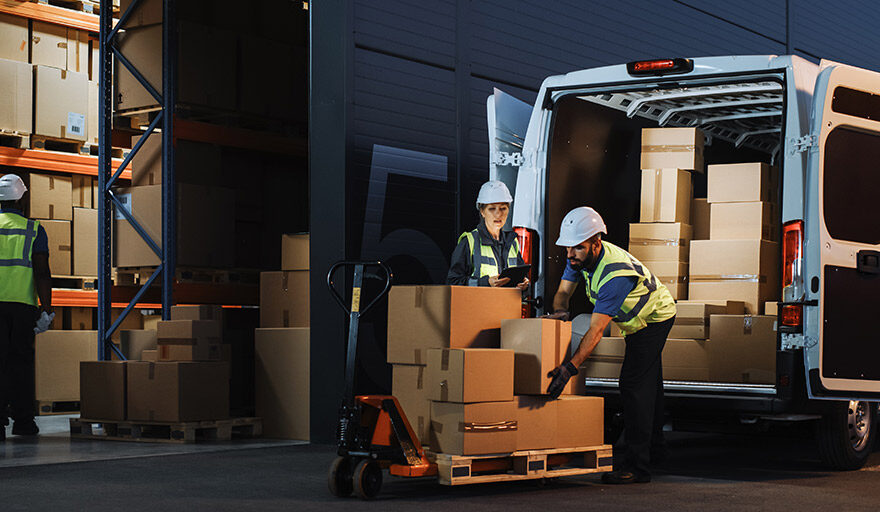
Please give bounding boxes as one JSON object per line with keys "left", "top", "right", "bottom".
{"left": 0, "top": 213, "right": 39, "bottom": 306}
{"left": 458, "top": 230, "right": 521, "bottom": 284}
{"left": 582, "top": 241, "right": 675, "bottom": 335}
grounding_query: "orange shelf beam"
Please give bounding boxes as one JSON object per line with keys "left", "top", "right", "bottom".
{"left": 0, "top": 0, "right": 100, "bottom": 32}
{"left": 0, "top": 147, "right": 131, "bottom": 179}
{"left": 52, "top": 284, "right": 259, "bottom": 308}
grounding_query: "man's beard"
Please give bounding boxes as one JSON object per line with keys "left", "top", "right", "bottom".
{"left": 570, "top": 248, "right": 598, "bottom": 271}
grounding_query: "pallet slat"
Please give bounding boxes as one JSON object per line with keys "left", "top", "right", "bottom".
{"left": 69, "top": 417, "right": 262, "bottom": 444}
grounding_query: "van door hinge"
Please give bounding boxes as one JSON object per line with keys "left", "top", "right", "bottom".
{"left": 491, "top": 151, "right": 524, "bottom": 167}
{"left": 781, "top": 333, "right": 806, "bottom": 349}
{"left": 789, "top": 134, "right": 817, "bottom": 155}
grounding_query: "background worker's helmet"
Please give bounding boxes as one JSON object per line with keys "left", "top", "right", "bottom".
{"left": 555, "top": 206, "right": 607, "bottom": 247}
{"left": 475, "top": 180, "right": 513, "bottom": 209}
{"left": 0, "top": 174, "right": 27, "bottom": 201}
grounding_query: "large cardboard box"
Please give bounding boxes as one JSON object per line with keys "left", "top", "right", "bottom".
{"left": 387, "top": 286, "right": 521, "bottom": 365}
{"left": 0, "top": 58, "right": 32, "bottom": 134}
{"left": 127, "top": 361, "right": 229, "bottom": 422}
{"left": 628, "top": 222, "right": 691, "bottom": 262}
{"left": 34, "top": 66, "right": 88, "bottom": 141}
{"left": 514, "top": 395, "right": 557, "bottom": 451}
{"left": 35, "top": 330, "right": 98, "bottom": 402}
{"left": 114, "top": 184, "right": 235, "bottom": 268}
{"left": 707, "top": 315, "right": 776, "bottom": 384}
{"left": 73, "top": 207, "right": 97, "bottom": 276}
{"left": 689, "top": 240, "right": 779, "bottom": 314}
{"left": 120, "top": 329, "right": 158, "bottom": 360}
{"left": 692, "top": 198, "right": 710, "bottom": 240}
{"left": 157, "top": 319, "right": 221, "bottom": 361}
{"left": 392, "top": 364, "right": 431, "bottom": 445}
{"left": 710, "top": 201, "right": 778, "bottom": 241}
{"left": 29, "top": 173, "right": 73, "bottom": 221}
{"left": 31, "top": 21, "right": 67, "bottom": 68}
{"left": 72, "top": 176, "right": 92, "bottom": 208}
{"left": 556, "top": 396, "right": 604, "bottom": 448}
{"left": 430, "top": 401, "right": 517, "bottom": 455}
{"left": 255, "top": 328, "right": 310, "bottom": 440}
{"left": 0, "top": 14, "right": 28, "bottom": 63}
{"left": 640, "top": 169, "right": 692, "bottom": 223}
{"left": 41, "top": 219, "right": 72, "bottom": 276}
{"left": 707, "top": 163, "right": 775, "bottom": 203}
{"left": 641, "top": 128, "right": 704, "bottom": 171}
{"left": 130, "top": 135, "right": 222, "bottom": 186}
{"left": 649, "top": 260, "right": 688, "bottom": 300}
{"left": 281, "top": 233, "right": 309, "bottom": 271}
{"left": 426, "top": 348, "right": 514, "bottom": 403}
{"left": 80, "top": 361, "right": 127, "bottom": 420}
{"left": 260, "top": 271, "right": 309, "bottom": 328}
{"left": 501, "top": 318, "right": 574, "bottom": 395}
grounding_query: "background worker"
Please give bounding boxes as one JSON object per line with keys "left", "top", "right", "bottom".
{"left": 447, "top": 180, "right": 529, "bottom": 290}
{"left": 0, "top": 174, "right": 55, "bottom": 442}
{"left": 545, "top": 206, "right": 676, "bottom": 485}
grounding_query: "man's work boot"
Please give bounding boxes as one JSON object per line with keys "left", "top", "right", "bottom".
{"left": 12, "top": 419, "right": 39, "bottom": 436}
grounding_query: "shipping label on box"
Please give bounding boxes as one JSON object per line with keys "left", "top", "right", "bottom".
{"left": 430, "top": 401, "right": 517, "bottom": 455}
{"left": 628, "top": 222, "right": 692, "bottom": 262}
{"left": 692, "top": 198, "right": 710, "bottom": 240}
{"left": 392, "top": 364, "right": 431, "bottom": 445}
{"left": 640, "top": 169, "right": 692, "bottom": 223}
{"left": 706, "top": 315, "right": 776, "bottom": 384}
{"left": 29, "top": 173, "right": 73, "bottom": 221}
{"left": 689, "top": 240, "right": 779, "bottom": 314}
{"left": 707, "top": 163, "right": 776, "bottom": 203}
{"left": 41, "top": 219, "right": 72, "bottom": 276}
{"left": 501, "top": 318, "right": 574, "bottom": 395}
{"left": 0, "top": 57, "right": 32, "bottom": 134}
{"left": 710, "top": 201, "right": 778, "bottom": 241}
{"left": 426, "top": 348, "right": 514, "bottom": 403}
{"left": 641, "top": 128, "right": 704, "bottom": 172}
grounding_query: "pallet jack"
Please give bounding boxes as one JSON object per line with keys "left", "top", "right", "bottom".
{"left": 326, "top": 261, "right": 438, "bottom": 500}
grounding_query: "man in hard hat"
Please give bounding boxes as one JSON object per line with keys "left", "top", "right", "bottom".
{"left": 0, "top": 174, "right": 55, "bottom": 441}
{"left": 447, "top": 180, "right": 529, "bottom": 290}
{"left": 546, "top": 206, "right": 675, "bottom": 484}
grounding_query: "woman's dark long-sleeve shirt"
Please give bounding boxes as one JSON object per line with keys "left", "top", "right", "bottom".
{"left": 446, "top": 221, "right": 524, "bottom": 286}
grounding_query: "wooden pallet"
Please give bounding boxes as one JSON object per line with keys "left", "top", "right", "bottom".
{"left": 428, "top": 444, "right": 614, "bottom": 486}
{"left": 80, "top": 143, "right": 128, "bottom": 159}
{"left": 0, "top": 130, "right": 29, "bottom": 149}
{"left": 69, "top": 417, "right": 263, "bottom": 444}
{"left": 37, "top": 399, "right": 80, "bottom": 415}
{"left": 31, "top": 135, "right": 85, "bottom": 154}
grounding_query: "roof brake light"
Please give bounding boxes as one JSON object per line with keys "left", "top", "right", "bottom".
{"left": 626, "top": 58, "right": 694, "bottom": 76}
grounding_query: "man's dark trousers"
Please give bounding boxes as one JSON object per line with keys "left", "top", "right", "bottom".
{"left": 619, "top": 316, "right": 675, "bottom": 476}
{"left": 0, "top": 302, "right": 38, "bottom": 425}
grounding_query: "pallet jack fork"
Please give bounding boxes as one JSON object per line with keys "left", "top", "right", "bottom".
{"left": 326, "top": 261, "right": 437, "bottom": 500}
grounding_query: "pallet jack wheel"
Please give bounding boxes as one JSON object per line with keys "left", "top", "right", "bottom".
{"left": 353, "top": 459, "right": 383, "bottom": 499}
{"left": 328, "top": 456, "right": 354, "bottom": 497}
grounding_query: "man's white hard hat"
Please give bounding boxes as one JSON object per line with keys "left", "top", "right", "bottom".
{"left": 0, "top": 174, "right": 27, "bottom": 201}
{"left": 476, "top": 180, "right": 513, "bottom": 209}
{"left": 555, "top": 206, "right": 607, "bottom": 247}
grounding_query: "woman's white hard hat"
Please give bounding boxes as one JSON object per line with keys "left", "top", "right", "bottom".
{"left": 475, "top": 180, "right": 513, "bottom": 209}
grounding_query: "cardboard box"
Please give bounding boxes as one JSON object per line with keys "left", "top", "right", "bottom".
{"left": 114, "top": 184, "right": 235, "bottom": 268}
{"left": 110, "top": 308, "right": 144, "bottom": 342}
{"left": 80, "top": 361, "right": 127, "bottom": 420}
{"left": 281, "top": 233, "right": 309, "bottom": 271}
{"left": 707, "top": 163, "right": 775, "bottom": 203}
{"left": 707, "top": 315, "right": 776, "bottom": 384}
{"left": 171, "top": 305, "right": 224, "bottom": 322}
{"left": 120, "top": 329, "right": 158, "bottom": 360}
{"left": 640, "top": 169, "right": 692, "bottom": 223}
{"left": 260, "top": 271, "right": 309, "bottom": 328}
{"left": 66, "top": 307, "right": 93, "bottom": 330}
{"left": 662, "top": 338, "right": 710, "bottom": 370}
{"left": 72, "top": 176, "right": 92, "bottom": 208}
{"left": 41, "top": 219, "right": 72, "bottom": 276}
{"left": 158, "top": 343, "right": 222, "bottom": 362}
{"left": 35, "top": 330, "right": 98, "bottom": 401}
{"left": 426, "top": 348, "right": 514, "bottom": 403}
{"left": 31, "top": 21, "right": 67, "bottom": 69}
{"left": 692, "top": 198, "right": 710, "bottom": 240}
{"left": 130, "top": 135, "right": 222, "bottom": 186}
{"left": 765, "top": 302, "right": 779, "bottom": 316}
{"left": 157, "top": 320, "right": 222, "bottom": 361}
{"left": 430, "top": 401, "right": 517, "bottom": 455}
{"left": 689, "top": 240, "right": 779, "bottom": 314}
{"left": 0, "top": 58, "right": 32, "bottom": 134}
{"left": 127, "top": 361, "right": 229, "bottom": 422}
{"left": 649, "top": 260, "right": 688, "bottom": 300}
{"left": 514, "top": 395, "right": 557, "bottom": 451}
{"left": 34, "top": 65, "right": 88, "bottom": 141}
{"left": 710, "top": 201, "right": 778, "bottom": 241}
{"left": 392, "top": 364, "right": 431, "bottom": 445}
{"left": 556, "top": 396, "right": 604, "bottom": 449}
{"left": 671, "top": 302, "right": 730, "bottom": 339}
{"left": 676, "top": 300, "right": 745, "bottom": 315}
{"left": 388, "top": 286, "right": 522, "bottom": 365}
{"left": 29, "top": 173, "right": 73, "bottom": 221}
{"left": 143, "top": 314, "right": 161, "bottom": 332}
{"left": 141, "top": 349, "right": 158, "bottom": 362}
{"left": 500, "top": 318, "right": 574, "bottom": 395}
{"left": 641, "top": 128, "right": 704, "bottom": 171}
{"left": 67, "top": 29, "right": 90, "bottom": 74}
{"left": 0, "top": 14, "right": 29, "bottom": 63}
{"left": 73, "top": 207, "right": 97, "bottom": 276}
{"left": 628, "top": 223, "right": 691, "bottom": 262}
{"left": 87, "top": 80, "right": 98, "bottom": 144}
{"left": 255, "top": 328, "right": 310, "bottom": 440}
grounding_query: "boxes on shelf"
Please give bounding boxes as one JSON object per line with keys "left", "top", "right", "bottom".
{"left": 87, "top": 80, "right": 98, "bottom": 145}
{"left": 29, "top": 173, "right": 73, "bottom": 221}
{"left": 0, "top": 14, "right": 28, "bottom": 63}
{"left": 670, "top": 300, "right": 744, "bottom": 339}
{"left": 689, "top": 240, "right": 779, "bottom": 314}
{"left": 707, "top": 163, "right": 776, "bottom": 204}
{"left": 41, "top": 219, "right": 72, "bottom": 276}
{"left": 73, "top": 207, "right": 97, "bottom": 277}
{"left": 120, "top": 329, "right": 158, "bottom": 360}
{"left": 640, "top": 127, "right": 704, "bottom": 171}
{"left": 67, "top": 29, "right": 90, "bottom": 75}
{"left": 260, "top": 271, "right": 309, "bottom": 328}
{"left": 426, "top": 348, "right": 514, "bottom": 403}
{"left": 392, "top": 364, "right": 431, "bottom": 445}
{"left": 0, "top": 58, "right": 32, "bottom": 136}
{"left": 110, "top": 308, "right": 145, "bottom": 342}
{"left": 500, "top": 318, "right": 575, "bottom": 395}
{"left": 255, "top": 328, "right": 310, "bottom": 440}
{"left": 72, "top": 176, "right": 93, "bottom": 209}
{"left": 31, "top": 21, "right": 67, "bottom": 69}
{"left": 430, "top": 400, "right": 517, "bottom": 455}
{"left": 34, "top": 65, "right": 88, "bottom": 142}
{"left": 710, "top": 201, "right": 778, "bottom": 241}
{"left": 281, "top": 233, "right": 309, "bottom": 271}
{"left": 692, "top": 198, "right": 710, "bottom": 240}
{"left": 707, "top": 315, "right": 776, "bottom": 384}
{"left": 126, "top": 361, "right": 230, "bottom": 422}
{"left": 35, "top": 330, "right": 98, "bottom": 404}
{"left": 628, "top": 222, "right": 691, "bottom": 262}
{"left": 387, "top": 286, "right": 521, "bottom": 365}
{"left": 639, "top": 169, "right": 692, "bottom": 223}
{"left": 80, "top": 361, "right": 127, "bottom": 420}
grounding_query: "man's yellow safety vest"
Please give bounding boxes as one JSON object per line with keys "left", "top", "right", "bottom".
{"left": 582, "top": 241, "right": 675, "bottom": 336}
{"left": 458, "top": 229, "right": 521, "bottom": 282}
{"left": 0, "top": 212, "right": 39, "bottom": 306}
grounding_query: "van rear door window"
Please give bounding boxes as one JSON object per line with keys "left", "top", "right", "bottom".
{"left": 831, "top": 86, "right": 880, "bottom": 121}
{"left": 823, "top": 126, "right": 880, "bottom": 244}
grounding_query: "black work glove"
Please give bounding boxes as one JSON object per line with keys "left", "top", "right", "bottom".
{"left": 547, "top": 361, "right": 578, "bottom": 399}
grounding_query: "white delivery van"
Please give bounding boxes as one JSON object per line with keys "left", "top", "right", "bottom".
{"left": 489, "top": 56, "right": 880, "bottom": 469}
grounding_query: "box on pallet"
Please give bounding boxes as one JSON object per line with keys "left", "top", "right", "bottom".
{"left": 689, "top": 240, "right": 779, "bottom": 314}
{"left": 387, "top": 286, "right": 521, "bottom": 365}
{"left": 514, "top": 395, "right": 557, "bottom": 451}
{"left": 639, "top": 169, "right": 692, "bottom": 223}
{"left": 692, "top": 198, "right": 710, "bottom": 240}
{"left": 260, "top": 271, "right": 309, "bottom": 328}
{"left": 426, "top": 348, "right": 514, "bottom": 403}
{"left": 35, "top": 331, "right": 98, "bottom": 404}
{"left": 127, "top": 361, "right": 229, "bottom": 422}
{"left": 80, "top": 361, "right": 127, "bottom": 420}
{"left": 0, "top": 14, "right": 28, "bottom": 63}
{"left": 707, "top": 315, "right": 776, "bottom": 384}
{"left": 0, "top": 58, "right": 32, "bottom": 136}
{"left": 392, "top": 364, "right": 431, "bottom": 445}
{"left": 34, "top": 66, "right": 88, "bottom": 142}
{"left": 430, "top": 400, "right": 517, "bottom": 455}
{"left": 29, "top": 174, "right": 73, "bottom": 221}
{"left": 41, "top": 220, "right": 72, "bottom": 276}
{"left": 556, "top": 396, "right": 605, "bottom": 449}
{"left": 707, "top": 163, "right": 776, "bottom": 203}
{"left": 501, "top": 318, "right": 575, "bottom": 395}
{"left": 157, "top": 320, "right": 222, "bottom": 361}
{"left": 73, "top": 207, "right": 97, "bottom": 277}
{"left": 255, "top": 328, "right": 310, "bottom": 440}
{"left": 710, "top": 202, "right": 778, "bottom": 241}
{"left": 628, "top": 222, "right": 691, "bottom": 262}
{"left": 641, "top": 128, "right": 704, "bottom": 171}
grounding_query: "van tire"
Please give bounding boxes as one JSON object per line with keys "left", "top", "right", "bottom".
{"left": 817, "top": 401, "right": 876, "bottom": 470}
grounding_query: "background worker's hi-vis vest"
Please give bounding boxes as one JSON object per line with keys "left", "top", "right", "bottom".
{"left": 0, "top": 212, "right": 39, "bottom": 306}
{"left": 458, "top": 230, "right": 521, "bottom": 284}
{"left": 583, "top": 241, "right": 675, "bottom": 336}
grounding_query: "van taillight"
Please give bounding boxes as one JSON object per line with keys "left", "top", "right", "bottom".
{"left": 515, "top": 227, "right": 535, "bottom": 318}
{"left": 781, "top": 220, "right": 804, "bottom": 330}
{"left": 626, "top": 58, "right": 694, "bottom": 76}
{"left": 781, "top": 304, "right": 802, "bottom": 328}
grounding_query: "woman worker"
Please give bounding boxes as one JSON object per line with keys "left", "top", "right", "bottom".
{"left": 446, "top": 180, "right": 529, "bottom": 290}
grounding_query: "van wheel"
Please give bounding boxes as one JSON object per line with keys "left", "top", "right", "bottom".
{"left": 817, "top": 400, "right": 876, "bottom": 470}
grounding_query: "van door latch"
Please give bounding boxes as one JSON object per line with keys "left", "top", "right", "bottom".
{"left": 789, "top": 134, "right": 817, "bottom": 154}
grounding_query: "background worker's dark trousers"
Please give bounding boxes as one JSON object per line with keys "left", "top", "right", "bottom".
{"left": 619, "top": 316, "right": 675, "bottom": 476}
{"left": 0, "top": 302, "right": 38, "bottom": 424}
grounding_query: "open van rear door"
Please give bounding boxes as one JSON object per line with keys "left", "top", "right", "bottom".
{"left": 809, "top": 61, "right": 880, "bottom": 396}
{"left": 487, "top": 88, "right": 531, "bottom": 230}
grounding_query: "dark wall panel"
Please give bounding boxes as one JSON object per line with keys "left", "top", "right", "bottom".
{"left": 353, "top": 0, "right": 457, "bottom": 68}
{"left": 678, "top": 0, "right": 787, "bottom": 43}
{"left": 792, "top": 0, "right": 880, "bottom": 71}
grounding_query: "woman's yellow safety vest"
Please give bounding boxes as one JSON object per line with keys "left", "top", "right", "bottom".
{"left": 458, "top": 229, "right": 521, "bottom": 281}
{"left": 0, "top": 212, "right": 39, "bottom": 306}
{"left": 582, "top": 241, "right": 675, "bottom": 336}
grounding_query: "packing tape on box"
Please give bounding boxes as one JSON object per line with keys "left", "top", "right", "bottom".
{"left": 49, "top": 176, "right": 55, "bottom": 190}
{"left": 629, "top": 237, "right": 688, "bottom": 247}
{"left": 439, "top": 380, "right": 448, "bottom": 402}
{"left": 656, "top": 275, "right": 688, "bottom": 285}
{"left": 689, "top": 274, "right": 767, "bottom": 283}
{"left": 641, "top": 144, "right": 698, "bottom": 153}
{"left": 414, "top": 349, "right": 423, "bottom": 365}
{"left": 460, "top": 420, "right": 517, "bottom": 433}
{"left": 441, "top": 349, "right": 450, "bottom": 371}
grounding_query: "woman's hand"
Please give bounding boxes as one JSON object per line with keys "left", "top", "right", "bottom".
{"left": 516, "top": 277, "right": 530, "bottom": 291}
{"left": 488, "top": 275, "right": 511, "bottom": 287}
